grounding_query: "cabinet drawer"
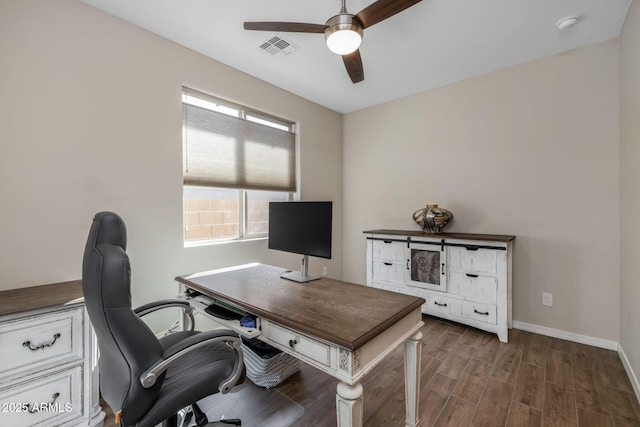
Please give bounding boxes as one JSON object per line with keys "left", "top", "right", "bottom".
{"left": 0, "top": 308, "right": 83, "bottom": 379}
{"left": 423, "top": 294, "right": 454, "bottom": 317}
{"left": 448, "top": 246, "right": 498, "bottom": 276}
{"left": 0, "top": 365, "right": 83, "bottom": 426}
{"left": 448, "top": 272, "right": 497, "bottom": 302}
{"left": 372, "top": 261, "right": 404, "bottom": 285}
{"left": 460, "top": 302, "right": 497, "bottom": 325}
{"left": 372, "top": 240, "right": 404, "bottom": 262}
{"left": 265, "top": 322, "right": 331, "bottom": 367}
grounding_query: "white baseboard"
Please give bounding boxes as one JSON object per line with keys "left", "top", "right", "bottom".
{"left": 618, "top": 344, "right": 640, "bottom": 404}
{"left": 512, "top": 320, "right": 618, "bottom": 351}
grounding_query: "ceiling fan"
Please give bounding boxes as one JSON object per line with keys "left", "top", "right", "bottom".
{"left": 243, "top": 0, "right": 423, "bottom": 84}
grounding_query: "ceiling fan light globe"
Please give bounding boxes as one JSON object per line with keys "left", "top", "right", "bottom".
{"left": 326, "top": 29, "right": 362, "bottom": 54}
{"left": 324, "top": 14, "right": 363, "bottom": 55}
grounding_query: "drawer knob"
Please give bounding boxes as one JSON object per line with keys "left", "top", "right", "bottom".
{"left": 23, "top": 333, "right": 61, "bottom": 351}
{"left": 28, "top": 393, "right": 60, "bottom": 413}
{"left": 474, "top": 309, "right": 490, "bottom": 316}
{"left": 288, "top": 339, "right": 297, "bottom": 349}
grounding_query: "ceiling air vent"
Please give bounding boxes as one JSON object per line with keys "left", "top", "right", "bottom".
{"left": 259, "top": 35, "right": 298, "bottom": 59}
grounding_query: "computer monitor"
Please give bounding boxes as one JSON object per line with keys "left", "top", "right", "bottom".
{"left": 268, "top": 201, "right": 332, "bottom": 282}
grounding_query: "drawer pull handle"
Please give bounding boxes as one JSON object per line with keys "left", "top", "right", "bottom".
{"left": 464, "top": 246, "right": 480, "bottom": 251}
{"left": 474, "top": 309, "right": 490, "bottom": 316}
{"left": 434, "top": 302, "right": 447, "bottom": 307}
{"left": 383, "top": 240, "right": 393, "bottom": 244}
{"left": 466, "top": 273, "right": 479, "bottom": 278}
{"left": 23, "top": 333, "right": 61, "bottom": 351}
{"left": 288, "top": 339, "right": 297, "bottom": 349}
{"left": 28, "top": 393, "right": 60, "bottom": 413}
{"left": 383, "top": 262, "right": 393, "bottom": 266}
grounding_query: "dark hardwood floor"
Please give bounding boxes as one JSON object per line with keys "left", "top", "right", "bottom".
{"left": 102, "top": 315, "right": 640, "bottom": 426}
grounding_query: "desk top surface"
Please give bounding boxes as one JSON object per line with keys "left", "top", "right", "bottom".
{"left": 177, "top": 263, "right": 424, "bottom": 350}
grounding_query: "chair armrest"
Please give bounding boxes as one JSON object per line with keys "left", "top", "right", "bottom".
{"left": 139, "top": 329, "right": 244, "bottom": 395}
{"left": 134, "top": 299, "right": 195, "bottom": 332}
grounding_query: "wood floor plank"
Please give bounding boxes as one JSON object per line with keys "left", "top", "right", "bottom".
{"left": 546, "top": 349, "right": 574, "bottom": 387}
{"left": 434, "top": 396, "right": 477, "bottom": 427}
{"left": 437, "top": 353, "right": 471, "bottom": 380}
{"left": 573, "top": 366, "right": 610, "bottom": 415}
{"left": 472, "top": 378, "right": 513, "bottom": 427}
{"left": 505, "top": 401, "right": 542, "bottom": 427}
{"left": 576, "top": 408, "right": 615, "bottom": 427}
{"left": 420, "top": 373, "right": 458, "bottom": 426}
{"left": 522, "top": 333, "right": 548, "bottom": 367}
{"left": 452, "top": 359, "right": 493, "bottom": 404}
{"left": 543, "top": 382, "right": 577, "bottom": 426}
{"left": 491, "top": 347, "right": 522, "bottom": 384}
{"left": 512, "top": 362, "right": 544, "bottom": 410}
{"left": 605, "top": 386, "right": 640, "bottom": 423}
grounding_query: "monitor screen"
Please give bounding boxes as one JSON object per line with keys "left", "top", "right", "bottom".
{"left": 268, "top": 201, "right": 332, "bottom": 259}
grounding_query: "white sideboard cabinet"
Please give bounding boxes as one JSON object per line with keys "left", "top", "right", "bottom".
{"left": 0, "top": 281, "right": 104, "bottom": 427}
{"left": 365, "top": 230, "right": 515, "bottom": 342}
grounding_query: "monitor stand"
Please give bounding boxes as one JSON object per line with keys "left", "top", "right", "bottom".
{"left": 281, "top": 255, "right": 321, "bottom": 283}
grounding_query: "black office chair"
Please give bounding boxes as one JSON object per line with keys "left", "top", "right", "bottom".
{"left": 82, "top": 211, "right": 244, "bottom": 427}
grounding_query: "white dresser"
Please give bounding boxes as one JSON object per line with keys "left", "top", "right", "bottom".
{"left": 0, "top": 281, "right": 104, "bottom": 427}
{"left": 365, "top": 230, "right": 514, "bottom": 342}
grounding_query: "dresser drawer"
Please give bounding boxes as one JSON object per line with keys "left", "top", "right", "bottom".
{"left": 0, "top": 365, "right": 83, "bottom": 426}
{"left": 372, "top": 260, "right": 405, "bottom": 285}
{"left": 264, "top": 321, "right": 331, "bottom": 367}
{"left": 372, "top": 239, "right": 404, "bottom": 262}
{"left": 423, "top": 294, "right": 454, "bottom": 317}
{"left": 460, "top": 301, "right": 497, "bottom": 325}
{"left": 448, "top": 272, "right": 497, "bottom": 302}
{"left": 448, "top": 246, "right": 498, "bottom": 276}
{"left": 0, "top": 308, "right": 83, "bottom": 379}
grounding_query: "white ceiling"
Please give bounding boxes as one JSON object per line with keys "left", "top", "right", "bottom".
{"left": 81, "top": 0, "right": 631, "bottom": 113}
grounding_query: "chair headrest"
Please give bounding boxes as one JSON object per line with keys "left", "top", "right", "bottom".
{"left": 90, "top": 211, "right": 127, "bottom": 250}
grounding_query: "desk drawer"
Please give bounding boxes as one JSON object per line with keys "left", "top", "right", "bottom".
{"left": 264, "top": 322, "right": 331, "bottom": 367}
{"left": 0, "top": 365, "right": 82, "bottom": 426}
{"left": 0, "top": 308, "right": 83, "bottom": 379}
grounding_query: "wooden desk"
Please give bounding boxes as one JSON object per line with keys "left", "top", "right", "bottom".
{"left": 176, "top": 263, "right": 425, "bottom": 427}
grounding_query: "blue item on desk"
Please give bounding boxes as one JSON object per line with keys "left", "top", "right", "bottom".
{"left": 240, "top": 315, "right": 256, "bottom": 328}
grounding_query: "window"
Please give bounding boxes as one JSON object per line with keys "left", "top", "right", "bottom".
{"left": 182, "top": 87, "right": 296, "bottom": 243}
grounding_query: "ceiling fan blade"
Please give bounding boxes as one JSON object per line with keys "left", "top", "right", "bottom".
{"left": 243, "top": 22, "right": 327, "bottom": 33}
{"left": 342, "top": 50, "right": 364, "bottom": 84}
{"left": 354, "top": 0, "right": 422, "bottom": 29}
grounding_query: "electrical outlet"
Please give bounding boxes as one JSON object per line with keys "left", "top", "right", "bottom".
{"left": 542, "top": 292, "right": 553, "bottom": 307}
{"left": 322, "top": 266, "right": 328, "bottom": 276}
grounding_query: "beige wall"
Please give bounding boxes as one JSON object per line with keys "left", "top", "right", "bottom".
{"left": 620, "top": 0, "right": 640, "bottom": 390}
{"left": 343, "top": 40, "right": 621, "bottom": 341}
{"left": 0, "top": 0, "right": 343, "bottom": 317}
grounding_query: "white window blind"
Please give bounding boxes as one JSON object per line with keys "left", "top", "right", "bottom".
{"left": 182, "top": 87, "right": 296, "bottom": 192}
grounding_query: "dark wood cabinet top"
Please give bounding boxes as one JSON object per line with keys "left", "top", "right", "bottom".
{"left": 364, "top": 229, "right": 515, "bottom": 243}
{"left": 0, "top": 280, "right": 84, "bottom": 317}
{"left": 177, "top": 264, "right": 424, "bottom": 351}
